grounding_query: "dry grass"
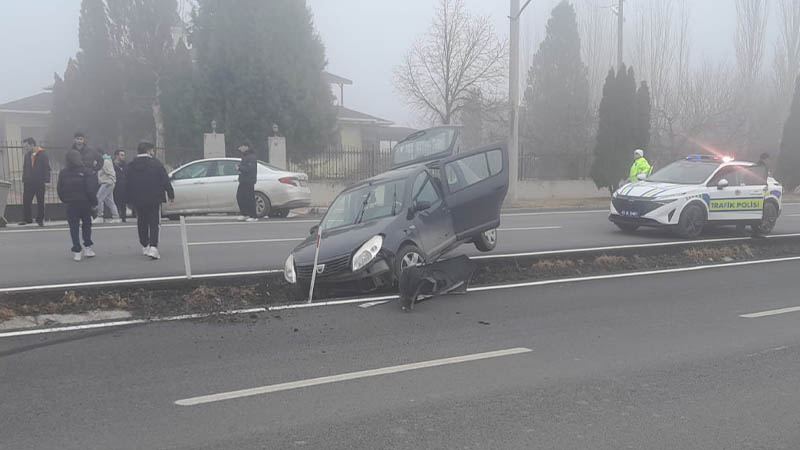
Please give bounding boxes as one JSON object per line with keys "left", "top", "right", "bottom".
{"left": 683, "top": 245, "right": 753, "bottom": 262}
{"left": 593, "top": 255, "right": 628, "bottom": 266}
{"left": 0, "top": 305, "right": 15, "bottom": 321}
{"left": 533, "top": 259, "right": 577, "bottom": 270}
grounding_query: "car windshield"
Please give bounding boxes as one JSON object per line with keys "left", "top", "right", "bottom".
{"left": 320, "top": 179, "right": 406, "bottom": 231}
{"left": 645, "top": 160, "right": 719, "bottom": 185}
{"left": 392, "top": 128, "right": 457, "bottom": 167}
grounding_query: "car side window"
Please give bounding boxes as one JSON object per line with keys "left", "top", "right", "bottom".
{"left": 216, "top": 161, "right": 240, "bottom": 176}
{"left": 486, "top": 149, "right": 503, "bottom": 176}
{"left": 738, "top": 165, "right": 767, "bottom": 185}
{"left": 172, "top": 161, "right": 213, "bottom": 180}
{"left": 445, "top": 151, "right": 492, "bottom": 192}
{"left": 707, "top": 166, "right": 737, "bottom": 187}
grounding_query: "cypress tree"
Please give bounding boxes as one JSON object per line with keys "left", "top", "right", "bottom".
{"left": 776, "top": 76, "right": 800, "bottom": 191}
{"left": 634, "top": 81, "right": 651, "bottom": 152}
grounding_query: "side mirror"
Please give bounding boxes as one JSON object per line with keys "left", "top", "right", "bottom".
{"left": 717, "top": 179, "right": 729, "bottom": 189}
{"left": 637, "top": 173, "right": 647, "bottom": 181}
{"left": 309, "top": 224, "right": 319, "bottom": 235}
{"left": 407, "top": 200, "right": 432, "bottom": 219}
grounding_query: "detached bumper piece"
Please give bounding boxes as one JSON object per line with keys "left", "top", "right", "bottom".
{"left": 399, "top": 255, "right": 477, "bottom": 312}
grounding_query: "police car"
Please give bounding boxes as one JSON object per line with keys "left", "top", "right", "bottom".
{"left": 609, "top": 155, "right": 782, "bottom": 238}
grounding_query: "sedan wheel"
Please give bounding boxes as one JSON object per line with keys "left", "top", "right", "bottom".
{"left": 752, "top": 202, "right": 779, "bottom": 235}
{"left": 474, "top": 228, "right": 498, "bottom": 252}
{"left": 254, "top": 192, "right": 271, "bottom": 218}
{"left": 395, "top": 244, "right": 425, "bottom": 284}
{"left": 401, "top": 251, "right": 424, "bottom": 271}
{"left": 676, "top": 203, "right": 706, "bottom": 238}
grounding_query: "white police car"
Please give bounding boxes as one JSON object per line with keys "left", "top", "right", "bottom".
{"left": 609, "top": 155, "right": 782, "bottom": 238}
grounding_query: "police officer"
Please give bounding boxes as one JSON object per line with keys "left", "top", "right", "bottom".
{"left": 629, "top": 149, "right": 652, "bottom": 183}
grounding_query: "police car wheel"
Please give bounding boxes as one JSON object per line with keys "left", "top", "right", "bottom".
{"left": 676, "top": 203, "right": 706, "bottom": 238}
{"left": 615, "top": 223, "right": 639, "bottom": 233}
{"left": 752, "top": 202, "right": 778, "bottom": 234}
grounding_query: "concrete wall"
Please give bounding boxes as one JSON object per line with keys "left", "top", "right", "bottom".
{"left": 308, "top": 179, "right": 607, "bottom": 207}
{"left": 339, "top": 124, "right": 362, "bottom": 150}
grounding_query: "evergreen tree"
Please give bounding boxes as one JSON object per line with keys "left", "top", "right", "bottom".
{"left": 634, "top": 81, "right": 651, "bottom": 152}
{"left": 192, "top": 0, "right": 336, "bottom": 159}
{"left": 161, "top": 39, "right": 203, "bottom": 165}
{"left": 522, "top": 1, "right": 589, "bottom": 179}
{"left": 777, "top": 76, "right": 800, "bottom": 191}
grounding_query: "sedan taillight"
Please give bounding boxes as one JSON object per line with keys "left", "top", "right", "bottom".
{"left": 279, "top": 177, "right": 298, "bottom": 186}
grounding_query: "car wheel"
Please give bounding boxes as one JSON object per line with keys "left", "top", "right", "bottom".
{"left": 268, "top": 208, "right": 289, "bottom": 218}
{"left": 254, "top": 192, "right": 271, "bottom": 218}
{"left": 474, "top": 228, "right": 497, "bottom": 252}
{"left": 615, "top": 223, "right": 639, "bottom": 233}
{"left": 395, "top": 244, "right": 425, "bottom": 283}
{"left": 676, "top": 203, "right": 706, "bottom": 238}
{"left": 752, "top": 202, "right": 779, "bottom": 235}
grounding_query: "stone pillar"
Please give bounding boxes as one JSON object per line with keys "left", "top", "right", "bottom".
{"left": 268, "top": 136, "right": 287, "bottom": 169}
{"left": 204, "top": 133, "right": 226, "bottom": 159}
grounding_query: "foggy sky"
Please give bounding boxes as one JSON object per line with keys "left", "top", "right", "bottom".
{"left": 0, "top": 1, "right": 773, "bottom": 127}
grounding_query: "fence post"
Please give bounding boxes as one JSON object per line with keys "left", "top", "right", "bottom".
{"left": 179, "top": 215, "right": 192, "bottom": 279}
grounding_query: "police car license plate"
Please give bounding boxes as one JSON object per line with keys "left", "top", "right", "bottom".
{"left": 620, "top": 210, "right": 639, "bottom": 217}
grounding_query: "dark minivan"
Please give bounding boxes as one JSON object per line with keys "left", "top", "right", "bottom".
{"left": 284, "top": 126, "right": 508, "bottom": 294}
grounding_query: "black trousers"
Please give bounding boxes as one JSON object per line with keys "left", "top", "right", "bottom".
{"left": 136, "top": 203, "right": 161, "bottom": 248}
{"left": 114, "top": 191, "right": 128, "bottom": 221}
{"left": 22, "top": 182, "right": 45, "bottom": 224}
{"left": 237, "top": 182, "right": 256, "bottom": 218}
{"left": 66, "top": 202, "right": 93, "bottom": 253}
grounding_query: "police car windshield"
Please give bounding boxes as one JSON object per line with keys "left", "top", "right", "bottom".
{"left": 645, "top": 160, "right": 719, "bottom": 184}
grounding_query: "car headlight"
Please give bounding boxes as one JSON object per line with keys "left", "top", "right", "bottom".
{"left": 352, "top": 235, "right": 383, "bottom": 272}
{"left": 284, "top": 254, "right": 296, "bottom": 284}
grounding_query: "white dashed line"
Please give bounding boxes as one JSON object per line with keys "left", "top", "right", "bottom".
{"left": 740, "top": 306, "right": 800, "bottom": 318}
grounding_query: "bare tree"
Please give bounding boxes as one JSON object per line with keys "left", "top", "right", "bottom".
{"left": 736, "top": 0, "right": 770, "bottom": 91}
{"left": 576, "top": 0, "right": 616, "bottom": 109}
{"left": 395, "top": 0, "right": 507, "bottom": 125}
{"left": 773, "top": 0, "right": 800, "bottom": 115}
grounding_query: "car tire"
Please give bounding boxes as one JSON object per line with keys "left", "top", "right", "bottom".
{"left": 394, "top": 244, "right": 425, "bottom": 284}
{"left": 474, "top": 228, "right": 498, "bottom": 252}
{"left": 752, "top": 202, "right": 779, "bottom": 235}
{"left": 254, "top": 192, "right": 271, "bottom": 218}
{"left": 675, "top": 203, "right": 706, "bottom": 238}
{"left": 268, "top": 208, "right": 289, "bottom": 218}
{"left": 615, "top": 223, "right": 639, "bottom": 233}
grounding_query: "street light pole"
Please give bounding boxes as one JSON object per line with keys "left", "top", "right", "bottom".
{"left": 508, "top": 0, "right": 521, "bottom": 204}
{"left": 616, "top": 0, "right": 624, "bottom": 73}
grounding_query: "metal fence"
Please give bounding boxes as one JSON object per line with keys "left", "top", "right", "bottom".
{"left": 287, "top": 145, "right": 393, "bottom": 182}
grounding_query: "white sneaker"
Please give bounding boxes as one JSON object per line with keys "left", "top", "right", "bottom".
{"left": 110, "top": 219, "right": 122, "bottom": 224}
{"left": 148, "top": 247, "right": 161, "bottom": 260}
{"left": 73, "top": 252, "right": 82, "bottom": 261}
{"left": 237, "top": 216, "right": 247, "bottom": 222}
{"left": 83, "top": 247, "right": 96, "bottom": 258}
{"left": 93, "top": 217, "right": 103, "bottom": 224}
{"left": 245, "top": 217, "right": 258, "bottom": 222}
{"left": 142, "top": 246, "right": 151, "bottom": 256}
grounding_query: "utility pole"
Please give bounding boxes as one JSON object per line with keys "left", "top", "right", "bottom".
{"left": 508, "top": 0, "right": 520, "bottom": 204}
{"left": 616, "top": 0, "right": 624, "bottom": 73}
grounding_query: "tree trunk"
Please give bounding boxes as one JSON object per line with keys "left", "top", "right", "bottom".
{"left": 152, "top": 73, "right": 165, "bottom": 152}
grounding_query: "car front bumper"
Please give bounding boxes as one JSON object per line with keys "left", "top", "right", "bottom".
{"left": 295, "top": 257, "right": 394, "bottom": 293}
{"left": 609, "top": 197, "right": 680, "bottom": 227}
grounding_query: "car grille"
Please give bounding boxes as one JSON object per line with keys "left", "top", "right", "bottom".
{"left": 296, "top": 254, "right": 351, "bottom": 279}
{"left": 612, "top": 197, "right": 663, "bottom": 217}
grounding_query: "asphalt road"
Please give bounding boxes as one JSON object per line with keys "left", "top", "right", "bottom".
{"left": 2, "top": 261, "right": 800, "bottom": 449}
{"left": 2, "top": 204, "right": 800, "bottom": 289}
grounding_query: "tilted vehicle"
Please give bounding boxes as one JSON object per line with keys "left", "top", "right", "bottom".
{"left": 609, "top": 155, "right": 782, "bottom": 238}
{"left": 162, "top": 158, "right": 311, "bottom": 219}
{"left": 284, "top": 126, "right": 508, "bottom": 294}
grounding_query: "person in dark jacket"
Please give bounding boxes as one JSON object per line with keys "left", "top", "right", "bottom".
{"left": 57, "top": 150, "right": 100, "bottom": 261}
{"left": 19, "top": 137, "right": 51, "bottom": 227}
{"left": 125, "top": 142, "right": 174, "bottom": 260}
{"left": 112, "top": 149, "right": 129, "bottom": 222}
{"left": 72, "top": 132, "right": 103, "bottom": 173}
{"left": 236, "top": 140, "right": 259, "bottom": 222}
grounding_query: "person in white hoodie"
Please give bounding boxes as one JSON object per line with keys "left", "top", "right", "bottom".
{"left": 96, "top": 151, "right": 120, "bottom": 223}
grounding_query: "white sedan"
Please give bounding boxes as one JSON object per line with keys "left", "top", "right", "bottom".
{"left": 162, "top": 158, "right": 311, "bottom": 219}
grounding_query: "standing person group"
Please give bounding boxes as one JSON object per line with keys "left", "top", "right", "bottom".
{"left": 125, "top": 142, "right": 175, "bottom": 260}
{"left": 236, "top": 140, "right": 259, "bottom": 222}
{"left": 19, "top": 137, "right": 50, "bottom": 227}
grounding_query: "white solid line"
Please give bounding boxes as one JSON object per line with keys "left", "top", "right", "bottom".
{"left": 0, "top": 219, "right": 320, "bottom": 234}
{"left": 174, "top": 347, "right": 532, "bottom": 406}
{"left": 0, "top": 307, "right": 267, "bottom": 339}
{"left": 269, "top": 295, "right": 398, "bottom": 310}
{"left": 188, "top": 238, "right": 304, "bottom": 246}
{"left": 498, "top": 226, "right": 562, "bottom": 231}
{"left": 740, "top": 306, "right": 800, "bottom": 318}
{"left": 473, "top": 233, "right": 800, "bottom": 260}
{"left": 0, "top": 270, "right": 283, "bottom": 294}
{"left": 500, "top": 209, "right": 606, "bottom": 217}
{"left": 786, "top": 214, "right": 800, "bottom": 217}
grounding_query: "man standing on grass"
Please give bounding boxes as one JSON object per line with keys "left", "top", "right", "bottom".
{"left": 19, "top": 137, "right": 50, "bottom": 227}
{"left": 125, "top": 142, "right": 174, "bottom": 260}
{"left": 236, "top": 140, "right": 259, "bottom": 222}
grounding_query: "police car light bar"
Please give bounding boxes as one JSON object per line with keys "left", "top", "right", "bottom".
{"left": 686, "top": 154, "right": 734, "bottom": 162}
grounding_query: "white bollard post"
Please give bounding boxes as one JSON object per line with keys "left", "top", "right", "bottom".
{"left": 179, "top": 215, "right": 192, "bottom": 279}
{"left": 308, "top": 231, "right": 322, "bottom": 303}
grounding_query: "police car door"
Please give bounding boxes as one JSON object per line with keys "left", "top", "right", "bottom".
{"left": 705, "top": 165, "right": 761, "bottom": 222}
{"left": 735, "top": 164, "right": 768, "bottom": 221}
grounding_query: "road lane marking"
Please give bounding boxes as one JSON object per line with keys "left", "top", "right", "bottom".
{"left": 0, "top": 219, "right": 319, "bottom": 234}
{"left": 500, "top": 209, "right": 606, "bottom": 217}
{"left": 0, "top": 270, "right": 282, "bottom": 294}
{"left": 786, "top": 214, "right": 800, "bottom": 217}
{"left": 174, "top": 347, "right": 532, "bottom": 406}
{"left": 740, "top": 306, "right": 800, "bottom": 318}
{"left": 498, "top": 226, "right": 562, "bottom": 231}
{"left": 188, "top": 238, "right": 304, "bottom": 246}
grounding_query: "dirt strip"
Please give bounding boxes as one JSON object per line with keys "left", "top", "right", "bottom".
{"left": 2, "top": 235, "right": 800, "bottom": 321}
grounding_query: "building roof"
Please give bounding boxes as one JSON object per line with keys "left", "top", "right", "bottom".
{"left": 0, "top": 92, "right": 52, "bottom": 113}
{"left": 336, "top": 106, "right": 393, "bottom": 126}
{"left": 323, "top": 71, "right": 353, "bottom": 86}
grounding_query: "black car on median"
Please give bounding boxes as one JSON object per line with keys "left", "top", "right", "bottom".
{"left": 284, "top": 126, "right": 509, "bottom": 295}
